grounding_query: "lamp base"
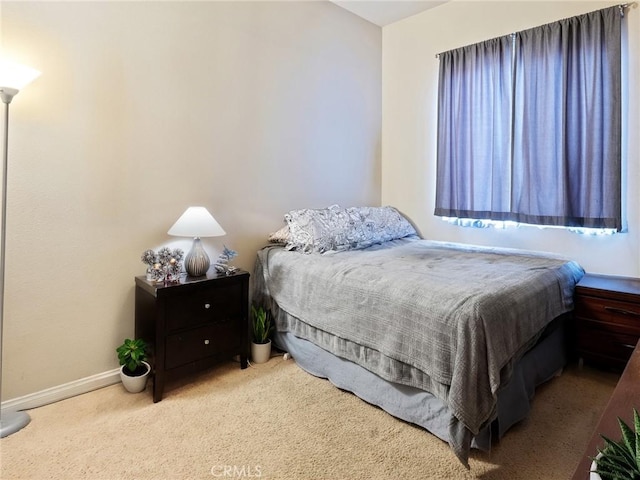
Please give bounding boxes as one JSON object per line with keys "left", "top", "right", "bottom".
{"left": 0, "top": 410, "right": 30, "bottom": 438}
{"left": 185, "top": 237, "right": 210, "bottom": 277}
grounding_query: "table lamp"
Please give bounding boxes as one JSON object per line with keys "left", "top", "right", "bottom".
{"left": 167, "top": 206, "right": 226, "bottom": 277}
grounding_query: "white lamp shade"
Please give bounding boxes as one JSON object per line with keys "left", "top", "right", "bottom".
{"left": 167, "top": 206, "right": 226, "bottom": 238}
{"left": 0, "top": 60, "right": 41, "bottom": 90}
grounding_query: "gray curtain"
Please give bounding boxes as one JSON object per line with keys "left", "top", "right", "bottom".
{"left": 435, "top": 6, "right": 622, "bottom": 230}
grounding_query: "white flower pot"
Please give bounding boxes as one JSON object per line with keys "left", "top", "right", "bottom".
{"left": 120, "top": 361, "right": 151, "bottom": 393}
{"left": 251, "top": 340, "right": 272, "bottom": 364}
{"left": 590, "top": 453, "right": 602, "bottom": 480}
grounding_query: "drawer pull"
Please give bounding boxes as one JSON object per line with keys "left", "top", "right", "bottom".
{"left": 603, "top": 306, "right": 640, "bottom": 317}
{"left": 204, "top": 339, "right": 210, "bottom": 345}
{"left": 204, "top": 303, "right": 211, "bottom": 309}
{"left": 615, "top": 342, "right": 636, "bottom": 350}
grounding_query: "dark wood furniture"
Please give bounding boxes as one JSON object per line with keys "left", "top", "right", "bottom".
{"left": 570, "top": 338, "right": 640, "bottom": 479}
{"left": 574, "top": 273, "right": 640, "bottom": 370}
{"left": 135, "top": 269, "right": 250, "bottom": 402}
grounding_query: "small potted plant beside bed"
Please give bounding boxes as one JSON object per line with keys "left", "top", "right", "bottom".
{"left": 251, "top": 305, "right": 274, "bottom": 364}
{"left": 590, "top": 408, "right": 640, "bottom": 480}
{"left": 116, "top": 338, "right": 151, "bottom": 393}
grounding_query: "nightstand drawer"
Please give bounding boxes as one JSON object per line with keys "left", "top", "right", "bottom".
{"left": 166, "top": 283, "right": 243, "bottom": 331}
{"left": 165, "top": 322, "right": 241, "bottom": 370}
{"left": 577, "top": 328, "right": 638, "bottom": 364}
{"left": 575, "top": 296, "right": 640, "bottom": 334}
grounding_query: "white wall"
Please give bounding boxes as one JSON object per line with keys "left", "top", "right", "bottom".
{"left": 382, "top": 1, "right": 640, "bottom": 276}
{"left": 1, "top": 1, "right": 381, "bottom": 401}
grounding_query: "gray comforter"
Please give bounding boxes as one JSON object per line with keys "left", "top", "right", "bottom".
{"left": 254, "top": 237, "right": 584, "bottom": 466}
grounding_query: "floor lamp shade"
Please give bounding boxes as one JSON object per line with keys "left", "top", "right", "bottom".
{"left": 0, "top": 59, "right": 41, "bottom": 438}
{"left": 0, "top": 60, "right": 41, "bottom": 103}
{"left": 167, "top": 207, "right": 226, "bottom": 277}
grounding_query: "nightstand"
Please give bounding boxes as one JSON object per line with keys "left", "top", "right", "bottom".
{"left": 574, "top": 273, "right": 640, "bottom": 371}
{"left": 134, "top": 269, "right": 250, "bottom": 402}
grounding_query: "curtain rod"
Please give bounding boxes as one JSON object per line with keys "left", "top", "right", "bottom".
{"left": 434, "top": 2, "right": 637, "bottom": 59}
{"left": 620, "top": 1, "right": 638, "bottom": 16}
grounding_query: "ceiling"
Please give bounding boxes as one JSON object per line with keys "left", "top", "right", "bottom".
{"left": 330, "top": 1, "right": 448, "bottom": 27}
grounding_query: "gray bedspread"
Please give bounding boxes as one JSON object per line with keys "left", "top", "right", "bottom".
{"left": 254, "top": 237, "right": 584, "bottom": 466}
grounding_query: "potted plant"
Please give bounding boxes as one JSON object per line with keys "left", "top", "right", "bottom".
{"left": 116, "top": 338, "right": 151, "bottom": 393}
{"left": 590, "top": 408, "right": 640, "bottom": 480}
{"left": 250, "top": 305, "right": 273, "bottom": 364}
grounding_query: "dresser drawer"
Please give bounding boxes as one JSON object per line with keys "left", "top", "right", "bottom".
{"left": 575, "top": 295, "right": 640, "bottom": 335}
{"left": 166, "top": 283, "right": 243, "bottom": 331}
{"left": 165, "top": 322, "right": 241, "bottom": 370}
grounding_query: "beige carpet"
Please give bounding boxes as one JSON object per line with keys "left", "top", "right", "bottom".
{"left": 0, "top": 356, "right": 618, "bottom": 480}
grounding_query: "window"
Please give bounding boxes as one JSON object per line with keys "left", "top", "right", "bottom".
{"left": 435, "top": 6, "right": 623, "bottom": 232}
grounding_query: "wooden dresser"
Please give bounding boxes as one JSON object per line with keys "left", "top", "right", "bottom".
{"left": 570, "top": 338, "right": 640, "bottom": 479}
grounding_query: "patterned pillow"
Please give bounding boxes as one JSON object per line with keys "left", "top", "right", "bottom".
{"left": 283, "top": 205, "right": 417, "bottom": 254}
{"left": 284, "top": 205, "right": 346, "bottom": 253}
{"left": 268, "top": 225, "right": 290, "bottom": 244}
{"left": 348, "top": 206, "right": 417, "bottom": 250}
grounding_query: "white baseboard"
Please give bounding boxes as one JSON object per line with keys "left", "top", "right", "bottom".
{"left": 1, "top": 369, "right": 121, "bottom": 412}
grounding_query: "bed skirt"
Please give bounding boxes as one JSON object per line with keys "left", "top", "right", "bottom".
{"left": 273, "top": 314, "right": 568, "bottom": 452}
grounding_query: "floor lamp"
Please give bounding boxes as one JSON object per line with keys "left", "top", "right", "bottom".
{"left": 0, "top": 60, "right": 41, "bottom": 438}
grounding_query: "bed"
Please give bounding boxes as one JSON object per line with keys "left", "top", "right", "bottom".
{"left": 252, "top": 205, "right": 584, "bottom": 467}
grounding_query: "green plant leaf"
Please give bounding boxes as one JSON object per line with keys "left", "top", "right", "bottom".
{"left": 600, "top": 435, "right": 636, "bottom": 468}
{"left": 619, "top": 416, "right": 637, "bottom": 457}
{"left": 596, "top": 410, "right": 640, "bottom": 480}
{"left": 116, "top": 338, "right": 148, "bottom": 370}
{"left": 251, "top": 304, "right": 273, "bottom": 344}
{"left": 634, "top": 409, "right": 640, "bottom": 470}
{"left": 595, "top": 457, "right": 635, "bottom": 480}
